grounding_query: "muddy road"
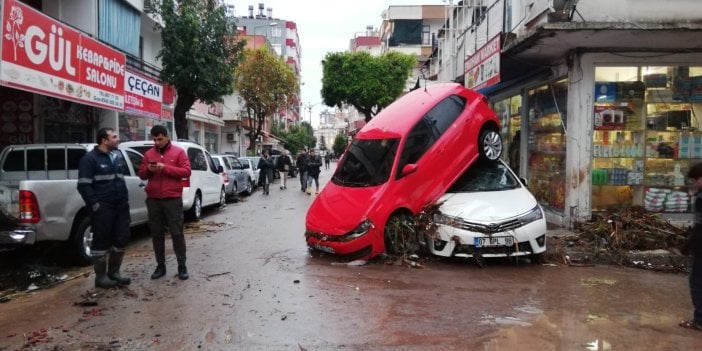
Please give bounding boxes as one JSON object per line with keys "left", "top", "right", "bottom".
{"left": 0, "top": 165, "right": 701, "bottom": 350}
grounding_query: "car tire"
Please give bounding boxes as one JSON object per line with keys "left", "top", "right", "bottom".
{"left": 383, "top": 212, "right": 417, "bottom": 256}
{"left": 230, "top": 182, "right": 239, "bottom": 203}
{"left": 68, "top": 215, "right": 95, "bottom": 266}
{"left": 244, "top": 178, "right": 253, "bottom": 195}
{"left": 186, "top": 193, "right": 202, "bottom": 221}
{"left": 219, "top": 187, "right": 227, "bottom": 207}
{"left": 478, "top": 126, "right": 503, "bottom": 161}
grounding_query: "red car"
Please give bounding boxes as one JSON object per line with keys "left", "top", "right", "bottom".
{"left": 305, "top": 83, "right": 503, "bottom": 260}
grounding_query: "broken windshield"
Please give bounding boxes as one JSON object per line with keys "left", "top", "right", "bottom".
{"left": 333, "top": 138, "right": 399, "bottom": 187}
{"left": 448, "top": 160, "right": 520, "bottom": 192}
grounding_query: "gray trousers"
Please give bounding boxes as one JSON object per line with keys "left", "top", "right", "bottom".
{"left": 146, "top": 198, "right": 186, "bottom": 266}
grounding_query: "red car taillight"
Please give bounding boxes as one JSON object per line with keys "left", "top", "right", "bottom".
{"left": 18, "top": 190, "right": 40, "bottom": 224}
{"left": 222, "top": 172, "right": 229, "bottom": 185}
{"left": 181, "top": 177, "right": 190, "bottom": 188}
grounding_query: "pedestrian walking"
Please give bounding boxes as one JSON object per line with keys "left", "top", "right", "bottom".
{"left": 278, "top": 150, "right": 292, "bottom": 190}
{"left": 324, "top": 152, "right": 331, "bottom": 170}
{"left": 680, "top": 162, "right": 702, "bottom": 331}
{"left": 258, "top": 149, "right": 275, "bottom": 195}
{"left": 296, "top": 149, "right": 309, "bottom": 192}
{"left": 306, "top": 149, "right": 323, "bottom": 194}
{"left": 137, "top": 125, "right": 192, "bottom": 280}
{"left": 77, "top": 128, "right": 131, "bottom": 289}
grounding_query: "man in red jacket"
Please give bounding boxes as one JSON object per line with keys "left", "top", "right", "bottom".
{"left": 138, "top": 125, "right": 192, "bottom": 280}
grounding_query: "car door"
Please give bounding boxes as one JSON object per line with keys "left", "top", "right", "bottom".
{"left": 203, "top": 151, "right": 222, "bottom": 205}
{"left": 120, "top": 148, "right": 148, "bottom": 224}
{"left": 392, "top": 95, "right": 467, "bottom": 212}
{"left": 228, "top": 157, "right": 247, "bottom": 193}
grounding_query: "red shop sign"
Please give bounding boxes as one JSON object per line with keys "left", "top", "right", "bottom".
{"left": 125, "top": 70, "right": 162, "bottom": 119}
{"left": 1, "top": 0, "right": 125, "bottom": 110}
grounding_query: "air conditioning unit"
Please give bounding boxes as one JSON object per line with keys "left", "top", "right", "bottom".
{"left": 226, "top": 133, "right": 235, "bottom": 142}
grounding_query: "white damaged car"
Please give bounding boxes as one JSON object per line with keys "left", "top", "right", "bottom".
{"left": 425, "top": 159, "right": 547, "bottom": 260}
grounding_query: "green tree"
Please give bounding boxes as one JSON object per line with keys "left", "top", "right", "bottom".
{"left": 157, "top": 0, "right": 246, "bottom": 139}
{"left": 321, "top": 51, "right": 416, "bottom": 123}
{"left": 273, "top": 122, "right": 316, "bottom": 155}
{"left": 234, "top": 48, "right": 298, "bottom": 151}
{"left": 332, "top": 132, "right": 349, "bottom": 157}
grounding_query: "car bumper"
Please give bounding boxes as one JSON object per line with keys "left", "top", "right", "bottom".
{"left": 427, "top": 220, "right": 547, "bottom": 258}
{"left": 0, "top": 227, "right": 37, "bottom": 245}
{"left": 305, "top": 230, "right": 376, "bottom": 259}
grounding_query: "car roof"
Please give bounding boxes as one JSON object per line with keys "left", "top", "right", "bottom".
{"left": 356, "top": 83, "right": 485, "bottom": 139}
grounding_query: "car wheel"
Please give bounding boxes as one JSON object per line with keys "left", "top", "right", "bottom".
{"left": 186, "top": 193, "right": 202, "bottom": 221}
{"left": 244, "top": 178, "right": 253, "bottom": 195}
{"left": 479, "top": 126, "right": 503, "bottom": 161}
{"left": 68, "top": 215, "right": 94, "bottom": 266}
{"left": 229, "top": 182, "right": 238, "bottom": 203}
{"left": 219, "top": 187, "right": 227, "bottom": 207}
{"left": 383, "top": 212, "right": 418, "bottom": 256}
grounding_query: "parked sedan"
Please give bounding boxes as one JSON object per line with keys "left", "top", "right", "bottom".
{"left": 305, "top": 83, "right": 503, "bottom": 260}
{"left": 425, "top": 159, "right": 547, "bottom": 260}
{"left": 212, "top": 155, "right": 253, "bottom": 201}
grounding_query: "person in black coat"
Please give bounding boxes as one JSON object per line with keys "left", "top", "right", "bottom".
{"left": 258, "top": 150, "right": 275, "bottom": 195}
{"left": 277, "top": 150, "right": 292, "bottom": 190}
{"left": 296, "top": 149, "right": 309, "bottom": 192}
{"left": 680, "top": 162, "right": 702, "bottom": 331}
{"left": 306, "top": 149, "right": 323, "bottom": 194}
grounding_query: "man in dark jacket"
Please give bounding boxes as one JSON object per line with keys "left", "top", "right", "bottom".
{"left": 296, "top": 149, "right": 309, "bottom": 192}
{"left": 277, "top": 150, "right": 292, "bottom": 190}
{"left": 138, "top": 125, "right": 192, "bottom": 280}
{"left": 681, "top": 162, "right": 702, "bottom": 331}
{"left": 258, "top": 149, "right": 275, "bottom": 195}
{"left": 306, "top": 149, "right": 323, "bottom": 194}
{"left": 77, "top": 128, "right": 131, "bottom": 289}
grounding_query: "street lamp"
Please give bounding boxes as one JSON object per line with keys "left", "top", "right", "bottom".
{"left": 253, "top": 22, "right": 278, "bottom": 50}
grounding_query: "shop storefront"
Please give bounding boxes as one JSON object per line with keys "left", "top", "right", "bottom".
{"left": 483, "top": 52, "right": 702, "bottom": 227}
{"left": 591, "top": 64, "right": 702, "bottom": 214}
{"left": 119, "top": 70, "right": 171, "bottom": 141}
{"left": 0, "top": 0, "right": 125, "bottom": 148}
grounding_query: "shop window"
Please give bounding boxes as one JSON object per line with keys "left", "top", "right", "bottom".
{"left": 527, "top": 80, "right": 568, "bottom": 211}
{"left": 593, "top": 66, "right": 702, "bottom": 213}
{"left": 492, "top": 95, "right": 522, "bottom": 173}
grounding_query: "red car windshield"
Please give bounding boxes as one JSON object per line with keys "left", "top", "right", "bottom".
{"left": 332, "top": 138, "right": 399, "bottom": 187}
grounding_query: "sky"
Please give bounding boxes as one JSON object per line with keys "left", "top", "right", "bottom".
{"left": 227, "top": 0, "right": 443, "bottom": 127}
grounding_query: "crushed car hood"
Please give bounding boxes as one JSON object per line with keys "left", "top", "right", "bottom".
{"left": 437, "top": 188, "right": 537, "bottom": 222}
{"left": 305, "top": 183, "right": 385, "bottom": 235}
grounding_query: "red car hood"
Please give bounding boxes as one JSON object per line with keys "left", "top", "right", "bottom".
{"left": 306, "top": 182, "right": 385, "bottom": 235}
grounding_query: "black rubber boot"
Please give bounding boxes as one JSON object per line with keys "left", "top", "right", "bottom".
{"left": 94, "top": 257, "right": 117, "bottom": 289}
{"left": 177, "top": 265, "right": 189, "bottom": 280}
{"left": 151, "top": 264, "right": 166, "bottom": 279}
{"left": 107, "top": 251, "right": 131, "bottom": 285}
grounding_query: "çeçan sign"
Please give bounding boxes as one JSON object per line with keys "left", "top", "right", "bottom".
{"left": 1, "top": 0, "right": 125, "bottom": 110}
{"left": 125, "top": 70, "right": 162, "bottom": 119}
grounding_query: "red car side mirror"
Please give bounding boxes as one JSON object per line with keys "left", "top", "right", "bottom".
{"left": 401, "top": 164, "right": 418, "bottom": 177}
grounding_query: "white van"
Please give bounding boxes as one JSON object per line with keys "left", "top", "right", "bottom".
{"left": 121, "top": 140, "right": 225, "bottom": 220}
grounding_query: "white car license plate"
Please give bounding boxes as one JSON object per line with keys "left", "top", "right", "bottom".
{"left": 474, "top": 236, "right": 514, "bottom": 248}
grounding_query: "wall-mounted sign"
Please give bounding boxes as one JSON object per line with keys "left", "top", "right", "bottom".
{"left": 1, "top": 0, "right": 125, "bottom": 110}
{"left": 124, "top": 70, "right": 162, "bottom": 119}
{"left": 464, "top": 34, "right": 501, "bottom": 90}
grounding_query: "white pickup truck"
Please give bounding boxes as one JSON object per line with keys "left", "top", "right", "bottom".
{"left": 0, "top": 144, "right": 148, "bottom": 265}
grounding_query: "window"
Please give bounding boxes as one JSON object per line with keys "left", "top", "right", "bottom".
{"left": 124, "top": 149, "right": 143, "bottom": 171}
{"left": 422, "top": 25, "right": 430, "bottom": 46}
{"left": 188, "top": 148, "right": 208, "bottom": 171}
{"left": 396, "top": 95, "right": 466, "bottom": 177}
{"left": 333, "top": 138, "right": 399, "bottom": 187}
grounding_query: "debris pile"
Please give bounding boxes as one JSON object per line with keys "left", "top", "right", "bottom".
{"left": 563, "top": 206, "right": 691, "bottom": 272}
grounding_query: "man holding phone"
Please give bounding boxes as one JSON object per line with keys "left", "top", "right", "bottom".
{"left": 137, "top": 125, "right": 192, "bottom": 280}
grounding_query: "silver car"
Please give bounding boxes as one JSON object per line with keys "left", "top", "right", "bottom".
{"left": 212, "top": 155, "right": 253, "bottom": 202}
{"left": 240, "top": 156, "right": 261, "bottom": 189}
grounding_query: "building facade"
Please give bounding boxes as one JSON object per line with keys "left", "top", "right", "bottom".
{"left": 431, "top": 0, "right": 702, "bottom": 227}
